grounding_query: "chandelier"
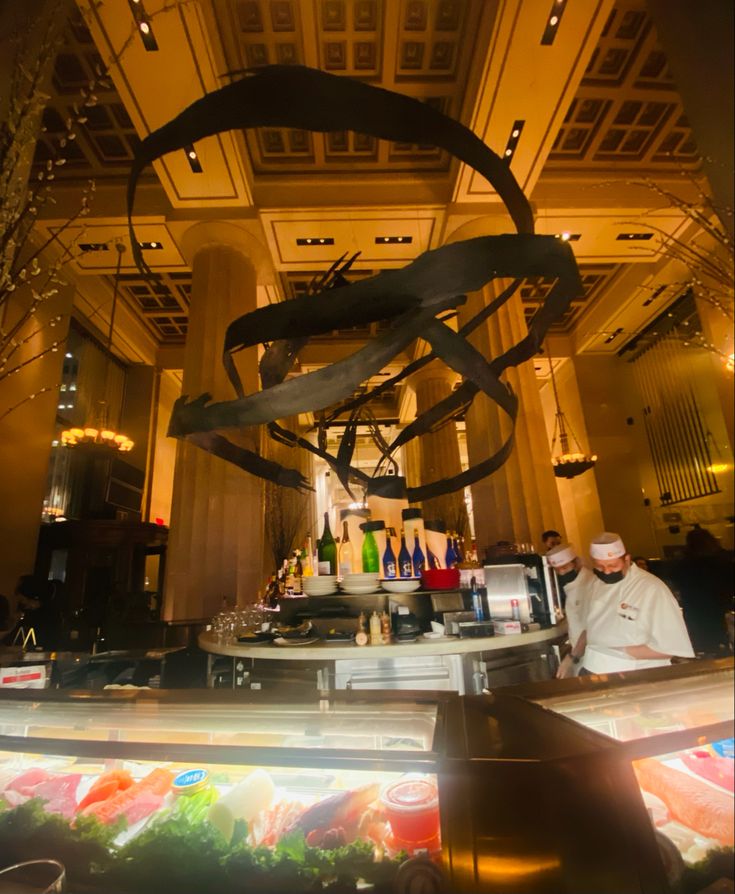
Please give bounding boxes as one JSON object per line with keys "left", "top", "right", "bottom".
{"left": 61, "top": 243, "right": 134, "bottom": 454}
{"left": 547, "top": 353, "right": 597, "bottom": 479}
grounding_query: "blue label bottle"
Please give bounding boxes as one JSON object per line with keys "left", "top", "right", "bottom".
{"left": 398, "top": 530, "right": 413, "bottom": 578}
{"left": 411, "top": 527, "right": 426, "bottom": 576}
{"left": 382, "top": 536, "right": 397, "bottom": 579}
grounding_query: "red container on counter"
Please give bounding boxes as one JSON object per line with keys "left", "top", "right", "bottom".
{"left": 380, "top": 774, "right": 440, "bottom": 848}
{"left": 421, "top": 567, "right": 460, "bottom": 591}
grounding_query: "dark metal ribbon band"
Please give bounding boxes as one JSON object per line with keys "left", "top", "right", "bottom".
{"left": 126, "top": 65, "right": 582, "bottom": 497}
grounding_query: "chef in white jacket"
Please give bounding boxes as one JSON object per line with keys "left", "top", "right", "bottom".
{"left": 575, "top": 532, "right": 694, "bottom": 675}
{"left": 548, "top": 543, "right": 595, "bottom": 679}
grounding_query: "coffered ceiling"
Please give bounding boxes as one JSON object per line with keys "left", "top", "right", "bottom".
{"left": 35, "top": 0, "right": 713, "bottom": 426}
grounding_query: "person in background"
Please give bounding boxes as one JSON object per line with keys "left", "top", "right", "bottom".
{"left": 3, "top": 575, "right": 61, "bottom": 650}
{"left": 569, "top": 532, "right": 693, "bottom": 675}
{"left": 548, "top": 544, "right": 596, "bottom": 679}
{"left": 632, "top": 556, "right": 650, "bottom": 572}
{"left": 672, "top": 526, "right": 733, "bottom": 656}
{"left": 541, "top": 530, "right": 563, "bottom": 553}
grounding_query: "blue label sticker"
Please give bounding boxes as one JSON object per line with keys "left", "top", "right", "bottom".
{"left": 173, "top": 768, "right": 209, "bottom": 789}
{"left": 711, "top": 738, "right": 734, "bottom": 760}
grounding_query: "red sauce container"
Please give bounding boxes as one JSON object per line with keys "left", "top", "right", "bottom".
{"left": 381, "top": 774, "right": 440, "bottom": 846}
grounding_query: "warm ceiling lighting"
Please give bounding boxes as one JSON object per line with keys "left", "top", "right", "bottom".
{"left": 616, "top": 232, "right": 654, "bottom": 241}
{"left": 61, "top": 244, "right": 134, "bottom": 455}
{"left": 185, "top": 143, "right": 203, "bottom": 173}
{"left": 375, "top": 236, "right": 413, "bottom": 244}
{"left": 296, "top": 237, "right": 335, "bottom": 246}
{"left": 128, "top": 0, "right": 158, "bottom": 50}
{"left": 548, "top": 353, "right": 598, "bottom": 479}
{"left": 541, "top": 0, "right": 568, "bottom": 45}
{"left": 502, "top": 120, "right": 524, "bottom": 163}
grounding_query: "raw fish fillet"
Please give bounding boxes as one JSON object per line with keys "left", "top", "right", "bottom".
{"left": 83, "top": 767, "right": 173, "bottom": 825}
{"left": 33, "top": 773, "right": 81, "bottom": 819}
{"left": 634, "top": 758, "right": 734, "bottom": 845}
{"left": 682, "top": 750, "right": 734, "bottom": 793}
{"left": 5, "top": 767, "right": 51, "bottom": 796}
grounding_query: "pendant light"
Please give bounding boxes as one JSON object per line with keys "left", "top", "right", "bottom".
{"left": 547, "top": 354, "right": 597, "bottom": 479}
{"left": 61, "top": 242, "right": 134, "bottom": 452}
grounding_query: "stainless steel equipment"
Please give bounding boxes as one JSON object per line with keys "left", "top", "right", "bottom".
{"left": 334, "top": 653, "right": 466, "bottom": 693}
{"left": 482, "top": 563, "right": 532, "bottom": 622}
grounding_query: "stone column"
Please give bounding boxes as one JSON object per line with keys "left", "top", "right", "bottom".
{"left": 409, "top": 363, "right": 467, "bottom": 533}
{"left": 460, "top": 281, "right": 565, "bottom": 553}
{"left": 164, "top": 223, "right": 267, "bottom": 620}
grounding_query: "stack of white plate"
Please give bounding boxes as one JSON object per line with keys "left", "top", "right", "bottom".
{"left": 339, "top": 572, "right": 381, "bottom": 595}
{"left": 302, "top": 574, "right": 338, "bottom": 596}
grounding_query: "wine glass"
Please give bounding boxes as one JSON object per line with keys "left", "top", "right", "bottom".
{"left": 0, "top": 859, "right": 66, "bottom": 893}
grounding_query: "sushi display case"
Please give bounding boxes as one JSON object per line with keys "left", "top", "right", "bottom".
{"left": 0, "top": 660, "right": 731, "bottom": 893}
{"left": 499, "top": 657, "right": 734, "bottom": 894}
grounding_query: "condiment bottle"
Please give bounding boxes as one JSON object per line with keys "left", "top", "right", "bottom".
{"left": 369, "top": 611, "right": 382, "bottom": 645}
{"left": 380, "top": 610, "right": 391, "bottom": 642}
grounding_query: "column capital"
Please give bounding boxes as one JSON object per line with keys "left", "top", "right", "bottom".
{"left": 179, "top": 221, "right": 274, "bottom": 283}
{"left": 408, "top": 360, "right": 460, "bottom": 392}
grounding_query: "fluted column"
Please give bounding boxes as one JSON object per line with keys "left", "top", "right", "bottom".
{"left": 410, "top": 363, "right": 467, "bottom": 533}
{"left": 460, "top": 280, "right": 564, "bottom": 552}
{"left": 164, "top": 223, "right": 266, "bottom": 620}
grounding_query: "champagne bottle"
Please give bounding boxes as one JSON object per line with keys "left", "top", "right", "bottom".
{"left": 338, "top": 520, "right": 354, "bottom": 578}
{"left": 398, "top": 530, "right": 413, "bottom": 578}
{"left": 382, "top": 534, "right": 397, "bottom": 579}
{"left": 411, "top": 526, "right": 426, "bottom": 576}
{"left": 318, "top": 512, "right": 337, "bottom": 575}
{"left": 294, "top": 550, "right": 303, "bottom": 595}
{"left": 302, "top": 539, "right": 314, "bottom": 577}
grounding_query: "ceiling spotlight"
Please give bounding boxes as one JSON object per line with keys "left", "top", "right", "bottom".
{"left": 541, "top": 0, "right": 567, "bottom": 45}
{"left": 502, "top": 120, "right": 524, "bottom": 164}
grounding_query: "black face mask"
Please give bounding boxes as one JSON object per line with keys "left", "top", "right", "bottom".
{"left": 557, "top": 569, "right": 578, "bottom": 586}
{"left": 594, "top": 568, "right": 625, "bottom": 585}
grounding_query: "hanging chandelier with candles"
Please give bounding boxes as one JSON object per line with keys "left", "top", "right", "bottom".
{"left": 547, "top": 354, "right": 597, "bottom": 479}
{"left": 61, "top": 242, "right": 134, "bottom": 454}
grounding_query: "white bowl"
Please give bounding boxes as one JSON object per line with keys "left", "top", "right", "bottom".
{"left": 380, "top": 578, "right": 421, "bottom": 594}
{"left": 339, "top": 584, "right": 381, "bottom": 595}
{"left": 303, "top": 583, "right": 338, "bottom": 595}
{"left": 342, "top": 573, "right": 380, "bottom": 582}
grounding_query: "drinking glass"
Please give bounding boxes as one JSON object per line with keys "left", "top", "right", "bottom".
{"left": 0, "top": 859, "right": 66, "bottom": 893}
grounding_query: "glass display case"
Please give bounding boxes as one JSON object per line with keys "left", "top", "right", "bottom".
{"left": 0, "top": 661, "right": 730, "bottom": 893}
{"left": 0, "top": 689, "right": 454, "bottom": 893}
{"left": 507, "top": 658, "right": 734, "bottom": 893}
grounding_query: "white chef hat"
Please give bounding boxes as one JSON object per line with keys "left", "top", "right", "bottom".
{"left": 546, "top": 544, "right": 577, "bottom": 568}
{"left": 590, "top": 532, "right": 626, "bottom": 560}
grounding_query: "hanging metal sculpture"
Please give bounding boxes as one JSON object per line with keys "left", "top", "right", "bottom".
{"left": 126, "top": 65, "right": 583, "bottom": 499}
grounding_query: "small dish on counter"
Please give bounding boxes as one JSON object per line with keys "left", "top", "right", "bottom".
{"left": 273, "top": 636, "right": 321, "bottom": 647}
{"left": 380, "top": 579, "right": 421, "bottom": 594}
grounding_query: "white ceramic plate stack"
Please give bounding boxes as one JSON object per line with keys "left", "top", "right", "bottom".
{"left": 339, "top": 572, "right": 381, "bottom": 595}
{"left": 302, "top": 575, "right": 338, "bottom": 596}
{"left": 380, "top": 578, "right": 422, "bottom": 594}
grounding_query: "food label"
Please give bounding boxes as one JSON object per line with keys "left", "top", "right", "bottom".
{"left": 173, "top": 768, "right": 210, "bottom": 794}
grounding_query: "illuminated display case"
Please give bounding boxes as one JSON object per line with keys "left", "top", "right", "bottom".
{"left": 0, "top": 661, "right": 731, "bottom": 893}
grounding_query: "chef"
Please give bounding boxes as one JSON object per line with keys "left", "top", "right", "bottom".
{"left": 574, "top": 532, "right": 694, "bottom": 675}
{"left": 547, "top": 543, "right": 595, "bottom": 679}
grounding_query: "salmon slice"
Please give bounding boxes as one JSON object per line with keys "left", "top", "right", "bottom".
{"left": 634, "top": 758, "right": 734, "bottom": 845}
{"left": 82, "top": 767, "right": 173, "bottom": 825}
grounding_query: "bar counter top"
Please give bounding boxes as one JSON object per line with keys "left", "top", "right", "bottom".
{"left": 198, "top": 624, "right": 566, "bottom": 660}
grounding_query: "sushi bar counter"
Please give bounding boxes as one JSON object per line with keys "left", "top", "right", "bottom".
{"left": 0, "top": 659, "right": 732, "bottom": 893}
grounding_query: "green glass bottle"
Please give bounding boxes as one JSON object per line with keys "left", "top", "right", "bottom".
{"left": 361, "top": 523, "right": 380, "bottom": 574}
{"left": 317, "top": 511, "right": 337, "bottom": 575}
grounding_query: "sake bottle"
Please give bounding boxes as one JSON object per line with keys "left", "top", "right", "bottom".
{"left": 445, "top": 535, "right": 458, "bottom": 568}
{"left": 398, "top": 529, "right": 413, "bottom": 578}
{"left": 382, "top": 535, "right": 397, "bottom": 579}
{"left": 411, "top": 527, "right": 426, "bottom": 576}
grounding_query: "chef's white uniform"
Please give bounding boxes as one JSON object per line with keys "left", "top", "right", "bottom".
{"left": 582, "top": 563, "right": 694, "bottom": 674}
{"left": 564, "top": 565, "right": 595, "bottom": 649}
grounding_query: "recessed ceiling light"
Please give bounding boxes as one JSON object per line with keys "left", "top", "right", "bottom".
{"left": 296, "top": 237, "right": 335, "bottom": 246}
{"left": 79, "top": 242, "right": 109, "bottom": 252}
{"left": 541, "top": 0, "right": 567, "bottom": 45}
{"left": 502, "top": 120, "right": 524, "bottom": 165}
{"left": 139, "top": 241, "right": 163, "bottom": 250}
{"left": 375, "top": 236, "right": 413, "bottom": 245}
{"left": 128, "top": 0, "right": 158, "bottom": 50}
{"left": 616, "top": 232, "right": 654, "bottom": 241}
{"left": 555, "top": 233, "right": 581, "bottom": 242}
